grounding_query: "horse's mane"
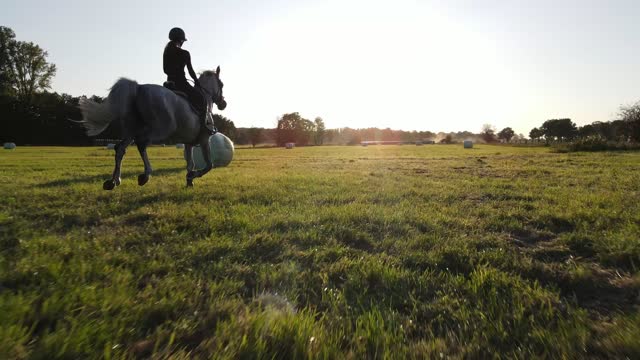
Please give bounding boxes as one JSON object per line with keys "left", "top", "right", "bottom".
{"left": 200, "top": 70, "right": 216, "bottom": 78}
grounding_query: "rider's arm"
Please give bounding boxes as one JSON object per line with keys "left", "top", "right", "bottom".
{"left": 184, "top": 51, "right": 199, "bottom": 84}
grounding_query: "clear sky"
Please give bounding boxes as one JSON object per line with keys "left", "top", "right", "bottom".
{"left": 2, "top": 0, "right": 639, "bottom": 135}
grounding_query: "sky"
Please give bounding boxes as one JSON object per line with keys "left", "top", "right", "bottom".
{"left": 2, "top": 0, "right": 639, "bottom": 135}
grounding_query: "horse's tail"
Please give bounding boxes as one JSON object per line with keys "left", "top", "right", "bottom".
{"left": 78, "top": 78, "right": 139, "bottom": 136}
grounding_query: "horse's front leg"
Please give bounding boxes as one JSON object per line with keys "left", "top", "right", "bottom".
{"left": 185, "top": 144, "right": 196, "bottom": 187}
{"left": 136, "top": 139, "right": 153, "bottom": 186}
{"left": 104, "top": 138, "right": 133, "bottom": 190}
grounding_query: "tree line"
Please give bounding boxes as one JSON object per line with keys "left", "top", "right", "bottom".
{"left": 0, "top": 26, "right": 91, "bottom": 145}
{"left": 528, "top": 110, "right": 640, "bottom": 143}
{"left": 240, "top": 114, "right": 525, "bottom": 147}
{"left": 233, "top": 119, "right": 517, "bottom": 147}
{"left": 235, "top": 110, "right": 638, "bottom": 147}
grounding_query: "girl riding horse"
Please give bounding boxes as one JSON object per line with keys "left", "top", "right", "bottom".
{"left": 163, "top": 27, "right": 215, "bottom": 135}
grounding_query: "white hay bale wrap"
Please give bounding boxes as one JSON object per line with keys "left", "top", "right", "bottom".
{"left": 3, "top": 142, "right": 16, "bottom": 150}
{"left": 464, "top": 140, "right": 473, "bottom": 149}
{"left": 106, "top": 143, "right": 116, "bottom": 150}
{"left": 186, "top": 133, "right": 234, "bottom": 169}
{"left": 176, "top": 143, "right": 185, "bottom": 149}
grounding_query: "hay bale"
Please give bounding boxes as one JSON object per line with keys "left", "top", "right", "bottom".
{"left": 285, "top": 142, "right": 295, "bottom": 149}
{"left": 464, "top": 140, "right": 473, "bottom": 149}
{"left": 106, "top": 143, "right": 116, "bottom": 150}
{"left": 3, "top": 142, "right": 16, "bottom": 150}
{"left": 176, "top": 143, "right": 185, "bottom": 149}
{"left": 187, "top": 133, "right": 235, "bottom": 169}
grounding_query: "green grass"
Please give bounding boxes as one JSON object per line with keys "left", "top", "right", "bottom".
{"left": 1, "top": 144, "right": 639, "bottom": 359}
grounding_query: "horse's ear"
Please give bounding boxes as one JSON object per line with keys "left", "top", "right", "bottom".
{"left": 216, "top": 66, "right": 221, "bottom": 76}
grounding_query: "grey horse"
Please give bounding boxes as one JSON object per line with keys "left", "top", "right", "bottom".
{"left": 79, "top": 67, "right": 226, "bottom": 189}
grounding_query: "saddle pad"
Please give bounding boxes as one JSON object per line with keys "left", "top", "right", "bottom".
{"left": 163, "top": 83, "right": 201, "bottom": 115}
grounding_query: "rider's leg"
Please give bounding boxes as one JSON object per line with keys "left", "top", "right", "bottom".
{"left": 182, "top": 83, "right": 214, "bottom": 135}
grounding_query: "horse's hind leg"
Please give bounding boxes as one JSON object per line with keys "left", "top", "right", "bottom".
{"left": 136, "top": 139, "right": 153, "bottom": 186}
{"left": 185, "top": 144, "right": 196, "bottom": 187}
{"left": 104, "top": 138, "right": 133, "bottom": 190}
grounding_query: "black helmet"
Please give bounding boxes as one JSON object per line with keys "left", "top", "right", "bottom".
{"left": 169, "top": 27, "right": 187, "bottom": 42}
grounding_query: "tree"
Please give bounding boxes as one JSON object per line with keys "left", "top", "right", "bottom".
{"left": 497, "top": 127, "right": 515, "bottom": 142}
{"left": 619, "top": 101, "right": 640, "bottom": 142}
{"left": 275, "top": 112, "right": 315, "bottom": 146}
{"left": 6, "top": 40, "right": 57, "bottom": 103}
{"left": 0, "top": 26, "right": 16, "bottom": 95}
{"left": 590, "top": 121, "right": 613, "bottom": 140}
{"left": 212, "top": 114, "right": 236, "bottom": 140}
{"left": 324, "top": 128, "right": 337, "bottom": 144}
{"left": 481, "top": 124, "right": 497, "bottom": 143}
{"left": 314, "top": 116, "right": 325, "bottom": 145}
{"left": 578, "top": 124, "right": 597, "bottom": 138}
{"left": 247, "top": 127, "right": 263, "bottom": 147}
{"left": 529, "top": 127, "right": 544, "bottom": 141}
{"left": 276, "top": 112, "right": 300, "bottom": 146}
{"left": 299, "top": 118, "right": 315, "bottom": 145}
{"left": 0, "top": 91, "right": 91, "bottom": 145}
{"left": 541, "top": 118, "right": 577, "bottom": 141}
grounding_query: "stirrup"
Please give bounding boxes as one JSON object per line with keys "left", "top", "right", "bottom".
{"left": 202, "top": 111, "right": 217, "bottom": 135}
{"left": 201, "top": 123, "right": 216, "bottom": 136}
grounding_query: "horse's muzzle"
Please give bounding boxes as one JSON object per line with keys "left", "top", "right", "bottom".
{"left": 217, "top": 98, "right": 227, "bottom": 111}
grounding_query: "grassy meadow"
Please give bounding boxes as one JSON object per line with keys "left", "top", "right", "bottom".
{"left": 0, "top": 144, "right": 639, "bottom": 359}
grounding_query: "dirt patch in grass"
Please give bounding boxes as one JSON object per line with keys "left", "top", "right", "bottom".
{"left": 510, "top": 228, "right": 555, "bottom": 247}
{"left": 517, "top": 255, "right": 639, "bottom": 316}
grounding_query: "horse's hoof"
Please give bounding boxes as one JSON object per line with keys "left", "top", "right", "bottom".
{"left": 138, "top": 174, "right": 149, "bottom": 186}
{"left": 114, "top": 177, "right": 121, "bottom": 186}
{"left": 186, "top": 179, "right": 194, "bottom": 187}
{"left": 103, "top": 180, "right": 116, "bottom": 191}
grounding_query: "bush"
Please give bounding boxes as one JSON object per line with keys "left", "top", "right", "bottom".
{"left": 553, "top": 138, "right": 640, "bottom": 152}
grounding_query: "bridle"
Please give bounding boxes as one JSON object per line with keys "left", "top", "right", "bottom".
{"left": 196, "top": 80, "right": 224, "bottom": 105}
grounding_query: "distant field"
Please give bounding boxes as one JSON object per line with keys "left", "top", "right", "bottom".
{"left": 1, "top": 144, "right": 639, "bottom": 358}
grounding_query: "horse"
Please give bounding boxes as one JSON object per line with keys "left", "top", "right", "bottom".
{"left": 79, "top": 66, "right": 226, "bottom": 189}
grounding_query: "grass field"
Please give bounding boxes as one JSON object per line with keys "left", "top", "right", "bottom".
{"left": 1, "top": 144, "right": 639, "bottom": 359}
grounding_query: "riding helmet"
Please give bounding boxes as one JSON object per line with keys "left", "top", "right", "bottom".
{"left": 169, "top": 27, "right": 187, "bottom": 42}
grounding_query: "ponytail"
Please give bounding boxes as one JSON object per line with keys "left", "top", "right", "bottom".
{"left": 165, "top": 41, "right": 176, "bottom": 50}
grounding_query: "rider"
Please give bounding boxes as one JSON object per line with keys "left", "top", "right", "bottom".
{"left": 163, "top": 27, "right": 214, "bottom": 135}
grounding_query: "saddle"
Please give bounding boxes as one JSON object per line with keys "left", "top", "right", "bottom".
{"left": 163, "top": 81, "right": 216, "bottom": 134}
{"left": 163, "top": 81, "right": 201, "bottom": 115}
{"left": 163, "top": 81, "right": 189, "bottom": 99}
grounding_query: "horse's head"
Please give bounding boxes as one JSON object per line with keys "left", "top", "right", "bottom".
{"left": 199, "top": 66, "right": 226, "bottom": 111}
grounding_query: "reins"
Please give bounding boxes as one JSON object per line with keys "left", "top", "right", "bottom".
{"left": 189, "top": 79, "right": 218, "bottom": 103}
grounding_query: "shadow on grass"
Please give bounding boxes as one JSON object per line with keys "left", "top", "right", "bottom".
{"left": 518, "top": 261, "right": 639, "bottom": 315}
{"left": 35, "top": 167, "right": 185, "bottom": 188}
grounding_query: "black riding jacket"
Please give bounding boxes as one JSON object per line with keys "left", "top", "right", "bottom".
{"left": 163, "top": 45, "right": 198, "bottom": 84}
